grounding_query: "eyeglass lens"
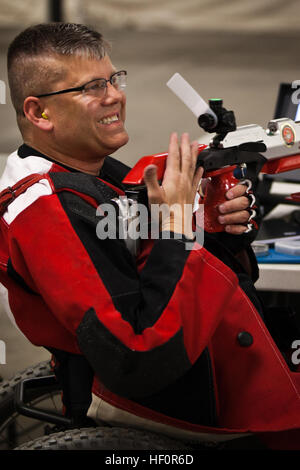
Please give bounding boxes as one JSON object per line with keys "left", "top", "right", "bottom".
{"left": 85, "top": 72, "right": 126, "bottom": 96}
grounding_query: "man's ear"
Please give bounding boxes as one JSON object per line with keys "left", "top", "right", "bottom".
{"left": 23, "top": 97, "right": 53, "bottom": 131}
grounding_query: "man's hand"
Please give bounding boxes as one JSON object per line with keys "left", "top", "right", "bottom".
{"left": 143, "top": 133, "right": 256, "bottom": 238}
{"left": 143, "top": 132, "right": 203, "bottom": 240}
{"left": 217, "top": 183, "right": 254, "bottom": 235}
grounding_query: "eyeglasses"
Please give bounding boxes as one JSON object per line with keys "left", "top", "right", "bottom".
{"left": 35, "top": 70, "right": 127, "bottom": 99}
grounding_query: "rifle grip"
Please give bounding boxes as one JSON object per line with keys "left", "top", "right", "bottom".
{"left": 202, "top": 165, "right": 239, "bottom": 233}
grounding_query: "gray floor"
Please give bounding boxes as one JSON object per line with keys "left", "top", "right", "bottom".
{"left": 1, "top": 25, "right": 300, "bottom": 380}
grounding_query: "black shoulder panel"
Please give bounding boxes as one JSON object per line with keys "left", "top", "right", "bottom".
{"left": 100, "top": 155, "right": 131, "bottom": 190}
{"left": 49, "top": 172, "right": 119, "bottom": 204}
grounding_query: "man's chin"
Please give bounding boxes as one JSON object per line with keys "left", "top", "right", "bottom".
{"left": 106, "top": 133, "right": 129, "bottom": 155}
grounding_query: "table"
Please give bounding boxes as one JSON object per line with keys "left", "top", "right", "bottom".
{"left": 256, "top": 263, "right": 300, "bottom": 292}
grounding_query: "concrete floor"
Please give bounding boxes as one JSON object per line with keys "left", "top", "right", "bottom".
{"left": 1, "top": 25, "right": 300, "bottom": 380}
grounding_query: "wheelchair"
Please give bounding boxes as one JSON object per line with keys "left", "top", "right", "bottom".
{"left": 0, "top": 359, "right": 194, "bottom": 451}
{"left": 0, "top": 357, "right": 267, "bottom": 451}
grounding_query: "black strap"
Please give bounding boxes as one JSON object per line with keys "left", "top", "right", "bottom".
{"left": 49, "top": 172, "right": 121, "bottom": 204}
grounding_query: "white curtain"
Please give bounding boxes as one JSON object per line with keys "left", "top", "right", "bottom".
{"left": 0, "top": 0, "right": 47, "bottom": 26}
{"left": 82, "top": 0, "right": 300, "bottom": 34}
{"left": 0, "top": 0, "right": 300, "bottom": 35}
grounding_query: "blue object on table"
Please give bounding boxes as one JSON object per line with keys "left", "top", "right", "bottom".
{"left": 256, "top": 248, "right": 300, "bottom": 263}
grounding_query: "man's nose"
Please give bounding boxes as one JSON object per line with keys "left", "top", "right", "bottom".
{"left": 102, "top": 83, "right": 124, "bottom": 103}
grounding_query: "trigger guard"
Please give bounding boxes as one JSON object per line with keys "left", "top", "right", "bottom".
{"left": 237, "top": 179, "right": 252, "bottom": 192}
{"left": 237, "top": 179, "right": 256, "bottom": 208}
{"left": 246, "top": 192, "right": 256, "bottom": 208}
{"left": 244, "top": 223, "right": 253, "bottom": 234}
{"left": 248, "top": 209, "right": 257, "bottom": 221}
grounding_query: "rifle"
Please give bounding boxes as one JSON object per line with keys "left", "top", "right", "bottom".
{"left": 122, "top": 74, "right": 300, "bottom": 232}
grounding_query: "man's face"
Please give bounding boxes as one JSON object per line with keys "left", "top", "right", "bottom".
{"left": 42, "top": 55, "right": 129, "bottom": 161}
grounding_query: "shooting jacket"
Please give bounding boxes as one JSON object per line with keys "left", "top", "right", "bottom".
{"left": 0, "top": 146, "right": 299, "bottom": 450}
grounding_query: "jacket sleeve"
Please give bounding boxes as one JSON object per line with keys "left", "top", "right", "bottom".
{"left": 8, "top": 189, "right": 245, "bottom": 399}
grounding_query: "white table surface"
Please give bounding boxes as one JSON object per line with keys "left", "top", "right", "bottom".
{"left": 255, "top": 263, "right": 300, "bottom": 292}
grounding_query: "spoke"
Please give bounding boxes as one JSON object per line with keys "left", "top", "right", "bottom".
{"left": 49, "top": 392, "right": 60, "bottom": 412}
{"left": 8, "top": 416, "right": 36, "bottom": 446}
{"left": 0, "top": 390, "right": 61, "bottom": 449}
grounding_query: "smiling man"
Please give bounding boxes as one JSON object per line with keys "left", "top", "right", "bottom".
{"left": 9, "top": 30, "right": 129, "bottom": 175}
{"left": 27, "top": 57, "right": 128, "bottom": 171}
{"left": 1, "top": 23, "right": 299, "bottom": 450}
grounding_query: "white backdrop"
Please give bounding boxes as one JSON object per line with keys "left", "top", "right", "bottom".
{"left": 0, "top": 0, "right": 47, "bottom": 25}
{"left": 0, "top": 0, "right": 300, "bottom": 35}
{"left": 81, "top": 0, "right": 300, "bottom": 34}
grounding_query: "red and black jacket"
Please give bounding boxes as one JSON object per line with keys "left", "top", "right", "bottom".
{"left": 0, "top": 145, "right": 299, "bottom": 448}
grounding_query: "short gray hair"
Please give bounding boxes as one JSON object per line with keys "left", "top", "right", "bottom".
{"left": 7, "top": 23, "right": 111, "bottom": 116}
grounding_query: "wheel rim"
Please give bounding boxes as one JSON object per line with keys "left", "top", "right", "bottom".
{"left": 0, "top": 387, "right": 62, "bottom": 449}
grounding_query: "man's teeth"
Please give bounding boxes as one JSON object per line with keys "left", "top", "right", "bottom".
{"left": 99, "top": 114, "right": 119, "bottom": 124}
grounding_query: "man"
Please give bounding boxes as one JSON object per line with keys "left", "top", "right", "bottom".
{"left": 0, "top": 23, "right": 299, "bottom": 449}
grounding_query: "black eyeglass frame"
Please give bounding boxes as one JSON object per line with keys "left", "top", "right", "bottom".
{"left": 35, "top": 70, "right": 127, "bottom": 98}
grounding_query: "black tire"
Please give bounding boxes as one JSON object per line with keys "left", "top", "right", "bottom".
{"left": 1, "top": 362, "right": 192, "bottom": 451}
{"left": 15, "top": 426, "right": 192, "bottom": 450}
{"left": 1, "top": 363, "right": 265, "bottom": 451}
{"left": 0, "top": 360, "right": 62, "bottom": 449}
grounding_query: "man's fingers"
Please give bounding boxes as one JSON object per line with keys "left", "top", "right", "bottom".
{"left": 218, "top": 196, "right": 249, "bottom": 214}
{"left": 218, "top": 210, "right": 250, "bottom": 226}
{"left": 180, "top": 133, "right": 192, "bottom": 172}
{"left": 190, "top": 140, "right": 201, "bottom": 176}
{"left": 165, "top": 132, "right": 180, "bottom": 175}
{"left": 223, "top": 224, "right": 249, "bottom": 235}
{"left": 165, "top": 133, "right": 199, "bottom": 179}
{"left": 225, "top": 183, "right": 247, "bottom": 200}
{"left": 181, "top": 135, "right": 200, "bottom": 179}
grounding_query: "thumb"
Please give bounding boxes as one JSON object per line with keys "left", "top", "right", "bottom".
{"left": 143, "top": 164, "right": 162, "bottom": 204}
{"left": 143, "top": 164, "right": 160, "bottom": 191}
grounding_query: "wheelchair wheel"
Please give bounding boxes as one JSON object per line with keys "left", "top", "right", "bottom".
{"left": 15, "top": 426, "right": 192, "bottom": 450}
{"left": 0, "top": 360, "right": 62, "bottom": 449}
